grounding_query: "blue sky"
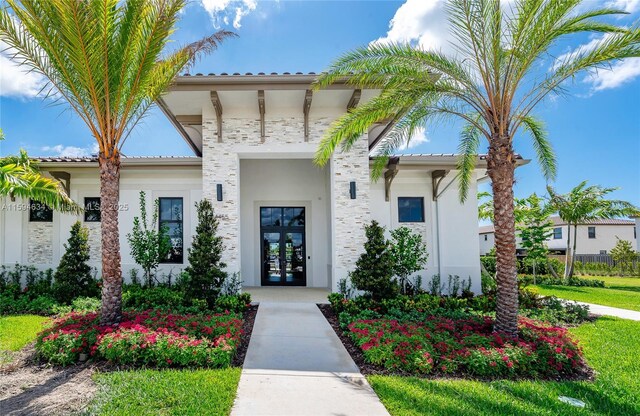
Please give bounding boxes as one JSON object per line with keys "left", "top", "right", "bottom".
{"left": 0, "top": 0, "right": 639, "bottom": 207}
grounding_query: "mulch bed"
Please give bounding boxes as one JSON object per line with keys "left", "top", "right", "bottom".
{"left": 232, "top": 304, "right": 258, "bottom": 367}
{"left": 317, "top": 304, "right": 595, "bottom": 382}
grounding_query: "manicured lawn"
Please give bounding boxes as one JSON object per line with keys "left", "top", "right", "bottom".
{"left": 0, "top": 315, "right": 48, "bottom": 363}
{"left": 89, "top": 368, "right": 242, "bottom": 415}
{"left": 369, "top": 317, "right": 640, "bottom": 416}
{"left": 530, "top": 276, "right": 640, "bottom": 311}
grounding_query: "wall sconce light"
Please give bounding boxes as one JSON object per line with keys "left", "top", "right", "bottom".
{"left": 349, "top": 181, "right": 356, "bottom": 199}
{"left": 216, "top": 184, "right": 223, "bottom": 201}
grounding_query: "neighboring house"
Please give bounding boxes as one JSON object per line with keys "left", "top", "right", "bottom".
{"left": 478, "top": 216, "right": 637, "bottom": 255}
{"left": 0, "top": 73, "right": 528, "bottom": 293}
{"left": 634, "top": 216, "right": 640, "bottom": 251}
{"left": 478, "top": 225, "right": 495, "bottom": 255}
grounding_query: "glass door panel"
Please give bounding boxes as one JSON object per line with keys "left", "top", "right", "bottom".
{"left": 284, "top": 233, "right": 304, "bottom": 284}
{"left": 262, "top": 232, "right": 282, "bottom": 284}
{"left": 260, "top": 207, "right": 306, "bottom": 286}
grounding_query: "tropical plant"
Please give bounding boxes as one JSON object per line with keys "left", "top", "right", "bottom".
{"left": 313, "top": 0, "right": 640, "bottom": 335}
{"left": 53, "top": 221, "right": 98, "bottom": 303}
{"left": 0, "top": 0, "right": 234, "bottom": 324}
{"left": 183, "top": 199, "right": 227, "bottom": 307}
{"left": 609, "top": 237, "right": 638, "bottom": 272}
{"left": 0, "top": 129, "right": 77, "bottom": 212}
{"left": 517, "top": 194, "right": 553, "bottom": 283}
{"left": 547, "top": 181, "right": 638, "bottom": 279}
{"left": 349, "top": 221, "right": 397, "bottom": 300}
{"left": 389, "top": 226, "right": 429, "bottom": 294}
{"left": 127, "top": 191, "right": 171, "bottom": 287}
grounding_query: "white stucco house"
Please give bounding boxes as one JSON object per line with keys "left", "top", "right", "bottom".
{"left": 0, "top": 73, "right": 519, "bottom": 294}
{"left": 479, "top": 216, "right": 637, "bottom": 256}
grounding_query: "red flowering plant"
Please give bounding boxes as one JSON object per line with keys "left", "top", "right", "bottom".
{"left": 36, "top": 310, "right": 242, "bottom": 367}
{"left": 346, "top": 315, "right": 585, "bottom": 378}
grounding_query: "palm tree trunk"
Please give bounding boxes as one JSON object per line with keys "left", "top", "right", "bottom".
{"left": 486, "top": 135, "right": 518, "bottom": 336}
{"left": 564, "top": 224, "right": 571, "bottom": 280}
{"left": 569, "top": 225, "right": 578, "bottom": 278}
{"left": 99, "top": 152, "right": 122, "bottom": 325}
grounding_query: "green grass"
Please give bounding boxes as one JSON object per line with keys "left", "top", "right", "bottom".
{"left": 530, "top": 276, "right": 640, "bottom": 311}
{"left": 369, "top": 317, "right": 640, "bottom": 415}
{"left": 0, "top": 315, "right": 48, "bottom": 363}
{"left": 88, "top": 368, "right": 242, "bottom": 415}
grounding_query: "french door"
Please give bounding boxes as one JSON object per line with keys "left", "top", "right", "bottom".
{"left": 260, "top": 207, "right": 306, "bottom": 286}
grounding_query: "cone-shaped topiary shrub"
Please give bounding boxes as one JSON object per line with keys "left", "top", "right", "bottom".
{"left": 349, "top": 220, "right": 397, "bottom": 300}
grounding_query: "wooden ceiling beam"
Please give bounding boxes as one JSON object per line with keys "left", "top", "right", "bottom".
{"left": 258, "top": 90, "right": 265, "bottom": 142}
{"left": 303, "top": 89, "right": 313, "bottom": 141}
{"left": 347, "top": 89, "right": 361, "bottom": 110}
{"left": 175, "top": 114, "right": 202, "bottom": 125}
{"left": 210, "top": 91, "right": 223, "bottom": 142}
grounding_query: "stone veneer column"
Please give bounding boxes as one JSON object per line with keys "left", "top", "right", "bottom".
{"left": 330, "top": 135, "right": 371, "bottom": 292}
{"left": 202, "top": 118, "right": 241, "bottom": 275}
{"left": 27, "top": 222, "right": 54, "bottom": 265}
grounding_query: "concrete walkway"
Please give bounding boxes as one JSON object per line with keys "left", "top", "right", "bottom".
{"left": 573, "top": 301, "right": 640, "bottom": 321}
{"left": 231, "top": 301, "right": 390, "bottom": 416}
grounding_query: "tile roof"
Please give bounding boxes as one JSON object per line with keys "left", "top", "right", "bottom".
{"left": 181, "top": 72, "right": 322, "bottom": 77}
{"left": 34, "top": 155, "right": 201, "bottom": 163}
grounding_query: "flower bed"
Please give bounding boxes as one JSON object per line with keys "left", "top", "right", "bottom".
{"left": 346, "top": 315, "right": 585, "bottom": 378}
{"left": 36, "top": 310, "right": 242, "bottom": 367}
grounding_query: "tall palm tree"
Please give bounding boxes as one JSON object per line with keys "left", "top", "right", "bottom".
{"left": 313, "top": 0, "right": 640, "bottom": 335}
{"left": 548, "top": 181, "right": 638, "bottom": 279}
{"left": 1, "top": 130, "right": 77, "bottom": 211}
{"left": 0, "top": 0, "right": 234, "bottom": 325}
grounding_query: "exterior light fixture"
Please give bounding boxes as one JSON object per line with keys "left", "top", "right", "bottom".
{"left": 349, "top": 181, "right": 356, "bottom": 199}
{"left": 216, "top": 184, "right": 223, "bottom": 201}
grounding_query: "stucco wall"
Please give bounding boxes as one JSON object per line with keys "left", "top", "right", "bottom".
{"left": 371, "top": 170, "right": 482, "bottom": 295}
{"left": 0, "top": 166, "right": 202, "bottom": 280}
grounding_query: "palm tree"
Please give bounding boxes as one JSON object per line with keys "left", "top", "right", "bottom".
{"left": 0, "top": 130, "right": 77, "bottom": 211}
{"left": 0, "top": 0, "right": 234, "bottom": 325}
{"left": 313, "top": 0, "right": 640, "bottom": 335}
{"left": 547, "top": 181, "right": 638, "bottom": 280}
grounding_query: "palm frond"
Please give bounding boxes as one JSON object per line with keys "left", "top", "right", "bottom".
{"left": 456, "top": 118, "right": 483, "bottom": 202}
{"left": 518, "top": 115, "right": 556, "bottom": 182}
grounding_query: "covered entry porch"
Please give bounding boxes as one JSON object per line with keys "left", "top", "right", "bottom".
{"left": 239, "top": 158, "right": 332, "bottom": 289}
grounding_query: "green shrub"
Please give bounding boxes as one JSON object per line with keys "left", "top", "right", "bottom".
{"left": 183, "top": 199, "right": 227, "bottom": 307}
{"left": 53, "top": 221, "right": 99, "bottom": 304}
{"left": 519, "top": 275, "right": 605, "bottom": 287}
{"left": 349, "top": 221, "right": 397, "bottom": 300}
{"left": 0, "top": 293, "right": 58, "bottom": 315}
{"left": 122, "top": 286, "right": 185, "bottom": 311}
{"left": 53, "top": 296, "right": 101, "bottom": 315}
{"left": 214, "top": 293, "right": 252, "bottom": 314}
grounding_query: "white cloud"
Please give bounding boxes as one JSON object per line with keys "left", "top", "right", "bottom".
{"left": 586, "top": 58, "right": 640, "bottom": 91}
{"left": 41, "top": 143, "right": 99, "bottom": 157}
{"left": 0, "top": 41, "right": 46, "bottom": 99}
{"left": 555, "top": 34, "right": 640, "bottom": 92}
{"left": 200, "top": 0, "right": 257, "bottom": 29}
{"left": 399, "top": 127, "right": 429, "bottom": 150}
{"left": 372, "top": 0, "right": 452, "bottom": 54}
{"left": 606, "top": 0, "right": 640, "bottom": 14}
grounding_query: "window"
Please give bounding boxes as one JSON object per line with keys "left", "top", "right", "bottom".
{"left": 29, "top": 199, "right": 53, "bottom": 222}
{"left": 159, "top": 198, "right": 183, "bottom": 263}
{"left": 484, "top": 234, "right": 488, "bottom": 241}
{"left": 588, "top": 226, "right": 596, "bottom": 239}
{"left": 398, "top": 197, "right": 425, "bottom": 223}
{"left": 84, "top": 197, "right": 101, "bottom": 222}
{"left": 553, "top": 227, "right": 562, "bottom": 239}
{"left": 600, "top": 250, "right": 607, "bottom": 255}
